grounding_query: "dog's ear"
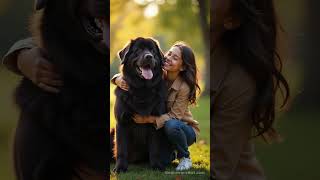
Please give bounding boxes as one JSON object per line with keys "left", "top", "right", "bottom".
{"left": 118, "top": 42, "right": 132, "bottom": 64}
{"left": 35, "top": 0, "right": 48, "bottom": 10}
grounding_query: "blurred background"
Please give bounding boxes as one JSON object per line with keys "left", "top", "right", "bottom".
{"left": 109, "top": 0, "right": 210, "bottom": 179}
{"left": 0, "top": 0, "right": 34, "bottom": 179}
{"left": 253, "top": 1, "right": 320, "bottom": 180}
{"left": 0, "top": 0, "right": 320, "bottom": 179}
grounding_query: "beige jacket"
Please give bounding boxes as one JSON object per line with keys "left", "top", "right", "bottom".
{"left": 211, "top": 47, "right": 266, "bottom": 180}
{"left": 155, "top": 75, "right": 200, "bottom": 136}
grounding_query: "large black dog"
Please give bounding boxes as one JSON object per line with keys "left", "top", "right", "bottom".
{"left": 13, "top": 0, "right": 109, "bottom": 179}
{"left": 112, "top": 37, "right": 174, "bottom": 173}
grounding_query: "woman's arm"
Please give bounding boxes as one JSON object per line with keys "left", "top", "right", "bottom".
{"left": 110, "top": 73, "right": 128, "bottom": 91}
{"left": 133, "top": 115, "right": 157, "bottom": 124}
{"left": 2, "top": 38, "right": 35, "bottom": 74}
{"left": 2, "top": 38, "right": 63, "bottom": 93}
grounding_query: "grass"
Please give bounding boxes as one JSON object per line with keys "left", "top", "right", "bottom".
{"left": 110, "top": 143, "right": 209, "bottom": 180}
{"left": 255, "top": 111, "right": 320, "bottom": 180}
{"left": 110, "top": 84, "right": 211, "bottom": 179}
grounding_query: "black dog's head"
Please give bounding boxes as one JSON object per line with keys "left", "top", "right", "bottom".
{"left": 118, "top": 37, "right": 164, "bottom": 81}
{"left": 31, "top": 0, "right": 109, "bottom": 84}
{"left": 34, "top": 0, "right": 109, "bottom": 54}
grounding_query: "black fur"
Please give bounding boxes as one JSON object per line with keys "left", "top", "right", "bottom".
{"left": 112, "top": 37, "right": 174, "bottom": 173}
{"left": 13, "top": 0, "right": 108, "bottom": 179}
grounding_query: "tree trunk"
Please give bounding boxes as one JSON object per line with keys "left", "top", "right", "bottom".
{"left": 197, "top": 0, "right": 210, "bottom": 96}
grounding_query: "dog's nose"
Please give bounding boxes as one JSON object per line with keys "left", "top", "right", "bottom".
{"left": 144, "top": 54, "right": 153, "bottom": 60}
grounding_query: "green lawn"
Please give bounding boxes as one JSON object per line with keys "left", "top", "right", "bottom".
{"left": 255, "top": 111, "right": 320, "bottom": 180}
{"left": 110, "top": 84, "right": 210, "bottom": 179}
{"left": 110, "top": 143, "right": 209, "bottom": 180}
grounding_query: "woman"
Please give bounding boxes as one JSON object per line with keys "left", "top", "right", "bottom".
{"left": 112, "top": 42, "right": 201, "bottom": 171}
{"left": 211, "top": 0, "right": 290, "bottom": 179}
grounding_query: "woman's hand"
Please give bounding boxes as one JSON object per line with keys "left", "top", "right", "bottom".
{"left": 17, "top": 47, "right": 63, "bottom": 93}
{"left": 115, "top": 75, "right": 129, "bottom": 91}
{"left": 133, "top": 114, "right": 156, "bottom": 124}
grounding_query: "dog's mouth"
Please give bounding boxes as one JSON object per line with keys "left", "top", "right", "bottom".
{"left": 137, "top": 64, "right": 153, "bottom": 80}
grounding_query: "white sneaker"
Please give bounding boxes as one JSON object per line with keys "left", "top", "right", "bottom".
{"left": 176, "top": 157, "right": 192, "bottom": 171}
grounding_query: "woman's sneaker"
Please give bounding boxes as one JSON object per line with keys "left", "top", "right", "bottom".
{"left": 176, "top": 157, "right": 192, "bottom": 171}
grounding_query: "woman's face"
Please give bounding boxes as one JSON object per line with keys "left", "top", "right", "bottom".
{"left": 163, "top": 46, "right": 183, "bottom": 73}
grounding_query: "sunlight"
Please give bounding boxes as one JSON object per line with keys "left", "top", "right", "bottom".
{"left": 133, "top": 0, "right": 148, "bottom": 5}
{"left": 144, "top": 3, "right": 159, "bottom": 19}
{"left": 156, "top": 0, "right": 166, "bottom": 5}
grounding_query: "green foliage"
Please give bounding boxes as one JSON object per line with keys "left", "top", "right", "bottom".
{"left": 110, "top": 0, "right": 209, "bottom": 69}
{"left": 190, "top": 96, "right": 210, "bottom": 142}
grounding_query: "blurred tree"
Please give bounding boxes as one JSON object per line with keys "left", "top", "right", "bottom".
{"left": 110, "top": 0, "right": 155, "bottom": 64}
{"left": 156, "top": 0, "right": 209, "bottom": 94}
{"left": 296, "top": 0, "right": 320, "bottom": 109}
{"left": 197, "top": 0, "right": 210, "bottom": 95}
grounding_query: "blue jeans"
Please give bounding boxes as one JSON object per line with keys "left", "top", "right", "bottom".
{"left": 164, "top": 119, "right": 196, "bottom": 159}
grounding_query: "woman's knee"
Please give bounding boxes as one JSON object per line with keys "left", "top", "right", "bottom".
{"left": 164, "top": 119, "right": 180, "bottom": 136}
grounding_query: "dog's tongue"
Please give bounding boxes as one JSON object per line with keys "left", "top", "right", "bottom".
{"left": 140, "top": 67, "right": 153, "bottom": 80}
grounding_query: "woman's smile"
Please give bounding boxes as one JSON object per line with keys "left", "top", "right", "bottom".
{"left": 163, "top": 46, "right": 183, "bottom": 72}
{"left": 164, "top": 59, "right": 171, "bottom": 67}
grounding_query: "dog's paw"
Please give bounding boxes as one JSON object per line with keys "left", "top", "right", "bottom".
{"left": 113, "top": 159, "right": 128, "bottom": 173}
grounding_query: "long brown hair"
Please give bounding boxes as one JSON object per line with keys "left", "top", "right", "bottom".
{"left": 173, "top": 42, "right": 201, "bottom": 105}
{"left": 223, "top": 0, "right": 290, "bottom": 140}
